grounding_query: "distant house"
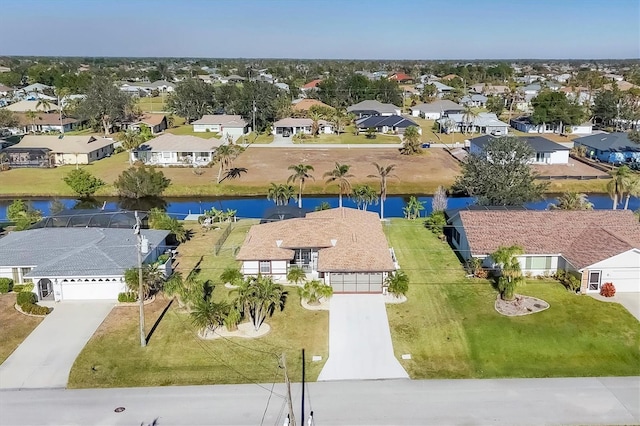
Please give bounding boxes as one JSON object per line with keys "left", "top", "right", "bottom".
{"left": 191, "top": 114, "right": 249, "bottom": 141}
{"left": 469, "top": 84, "right": 508, "bottom": 95}
{"left": 14, "top": 112, "right": 80, "bottom": 134}
{"left": 389, "top": 72, "right": 413, "bottom": 84}
{"left": 0, "top": 84, "right": 14, "bottom": 97}
{"left": 222, "top": 75, "right": 246, "bottom": 84}
{"left": 355, "top": 115, "right": 419, "bottom": 135}
{"left": 128, "top": 113, "right": 168, "bottom": 135}
{"left": 347, "top": 100, "right": 400, "bottom": 118}
{"left": 3, "top": 100, "right": 60, "bottom": 113}
{"left": 301, "top": 79, "right": 322, "bottom": 92}
{"left": 510, "top": 116, "right": 593, "bottom": 135}
{"left": 429, "top": 81, "right": 454, "bottom": 98}
{"left": 236, "top": 208, "right": 395, "bottom": 293}
{"left": 119, "top": 80, "right": 175, "bottom": 95}
{"left": 447, "top": 209, "right": 640, "bottom": 293}
{"left": 409, "top": 100, "right": 464, "bottom": 119}
{"left": 460, "top": 94, "right": 488, "bottom": 108}
{"left": 132, "top": 133, "right": 224, "bottom": 166}
{"left": 469, "top": 135, "right": 570, "bottom": 165}
{"left": 574, "top": 132, "right": 640, "bottom": 164}
{"left": 4, "top": 135, "right": 114, "bottom": 167}
{"left": 437, "top": 112, "right": 509, "bottom": 135}
{"left": 291, "top": 99, "right": 334, "bottom": 113}
{"left": 273, "top": 118, "right": 333, "bottom": 137}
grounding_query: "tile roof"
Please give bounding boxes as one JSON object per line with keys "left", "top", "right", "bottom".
{"left": 3, "top": 100, "right": 60, "bottom": 112}
{"left": 0, "top": 228, "right": 169, "bottom": 278}
{"left": 137, "top": 133, "right": 223, "bottom": 152}
{"left": 291, "top": 99, "right": 334, "bottom": 111}
{"left": 273, "top": 117, "right": 331, "bottom": 128}
{"left": 15, "top": 112, "right": 78, "bottom": 127}
{"left": 302, "top": 79, "right": 323, "bottom": 89}
{"left": 13, "top": 135, "right": 114, "bottom": 154}
{"left": 136, "top": 113, "right": 166, "bottom": 127}
{"left": 191, "top": 114, "right": 247, "bottom": 127}
{"left": 454, "top": 210, "right": 640, "bottom": 269}
{"left": 236, "top": 207, "right": 395, "bottom": 272}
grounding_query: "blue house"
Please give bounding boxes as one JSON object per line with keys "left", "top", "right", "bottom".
{"left": 574, "top": 133, "right": 640, "bottom": 164}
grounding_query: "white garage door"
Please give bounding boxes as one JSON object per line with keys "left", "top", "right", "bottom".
{"left": 329, "top": 272, "right": 384, "bottom": 293}
{"left": 53, "top": 279, "right": 125, "bottom": 301}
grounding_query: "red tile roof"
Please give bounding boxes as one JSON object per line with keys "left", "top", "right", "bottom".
{"left": 302, "top": 79, "right": 322, "bottom": 89}
{"left": 390, "top": 72, "right": 412, "bottom": 82}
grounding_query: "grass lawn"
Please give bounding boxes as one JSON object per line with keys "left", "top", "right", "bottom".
{"left": 294, "top": 127, "right": 400, "bottom": 145}
{"left": 0, "top": 293, "right": 44, "bottom": 365}
{"left": 137, "top": 96, "right": 167, "bottom": 112}
{"left": 411, "top": 117, "right": 470, "bottom": 144}
{"left": 385, "top": 219, "right": 640, "bottom": 379}
{"left": 241, "top": 132, "right": 274, "bottom": 144}
{"left": 68, "top": 220, "right": 328, "bottom": 388}
{"left": 166, "top": 125, "right": 221, "bottom": 139}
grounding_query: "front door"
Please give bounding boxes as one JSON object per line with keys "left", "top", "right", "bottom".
{"left": 588, "top": 271, "right": 601, "bottom": 291}
{"left": 38, "top": 278, "right": 54, "bottom": 301}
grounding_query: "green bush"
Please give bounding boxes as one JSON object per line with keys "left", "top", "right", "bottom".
{"left": 157, "top": 253, "right": 170, "bottom": 264}
{"left": 21, "top": 303, "right": 51, "bottom": 315}
{"left": 118, "top": 292, "right": 138, "bottom": 303}
{"left": 17, "top": 291, "right": 37, "bottom": 306}
{"left": 0, "top": 278, "right": 13, "bottom": 293}
{"left": 22, "top": 283, "right": 34, "bottom": 292}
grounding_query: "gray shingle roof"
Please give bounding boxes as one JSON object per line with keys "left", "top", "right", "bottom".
{"left": 0, "top": 228, "right": 169, "bottom": 278}
{"left": 470, "top": 135, "right": 569, "bottom": 153}
{"left": 574, "top": 133, "right": 640, "bottom": 152}
{"left": 347, "top": 100, "right": 399, "bottom": 114}
{"left": 411, "top": 100, "right": 464, "bottom": 113}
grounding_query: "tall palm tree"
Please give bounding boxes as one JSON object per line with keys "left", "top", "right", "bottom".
{"left": 119, "top": 129, "right": 143, "bottom": 165}
{"left": 368, "top": 162, "right": 396, "bottom": 219}
{"left": 607, "top": 166, "right": 633, "bottom": 210}
{"left": 309, "top": 110, "right": 323, "bottom": 137}
{"left": 323, "top": 162, "right": 354, "bottom": 208}
{"left": 267, "top": 183, "right": 295, "bottom": 206}
{"left": 36, "top": 97, "right": 52, "bottom": 112}
{"left": 25, "top": 110, "right": 39, "bottom": 133}
{"left": 400, "top": 126, "right": 422, "bottom": 155}
{"left": 548, "top": 192, "right": 593, "bottom": 210}
{"left": 213, "top": 144, "right": 243, "bottom": 183}
{"left": 287, "top": 164, "right": 315, "bottom": 208}
{"left": 623, "top": 175, "right": 640, "bottom": 210}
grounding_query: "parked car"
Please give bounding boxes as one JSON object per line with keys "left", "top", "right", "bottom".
{"left": 421, "top": 142, "right": 431, "bottom": 148}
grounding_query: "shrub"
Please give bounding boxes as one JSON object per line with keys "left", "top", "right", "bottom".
{"left": 12, "top": 284, "right": 24, "bottom": 293}
{"left": 554, "top": 269, "right": 582, "bottom": 293}
{"left": 385, "top": 270, "right": 409, "bottom": 297}
{"left": 0, "top": 277, "right": 13, "bottom": 293}
{"left": 424, "top": 211, "right": 446, "bottom": 237}
{"left": 17, "top": 291, "right": 37, "bottom": 306}
{"left": 22, "top": 283, "right": 34, "bottom": 292}
{"left": 600, "top": 282, "right": 616, "bottom": 297}
{"left": 118, "top": 292, "right": 138, "bottom": 303}
{"left": 21, "top": 303, "right": 51, "bottom": 315}
{"left": 156, "top": 253, "right": 170, "bottom": 264}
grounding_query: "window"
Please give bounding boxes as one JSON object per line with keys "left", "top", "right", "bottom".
{"left": 259, "top": 261, "right": 271, "bottom": 274}
{"left": 588, "top": 271, "right": 601, "bottom": 290}
{"left": 452, "top": 228, "right": 461, "bottom": 245}
{"left": 162, "top": 152, "right": 171, "bottom": 158}
{"left": 525, "top": 256, "right": 552, "bottom": 270}
{"left": 535, "top": 152, "right": 546, "bottom": 163}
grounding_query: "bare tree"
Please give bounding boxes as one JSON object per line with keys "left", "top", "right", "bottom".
{"left": 432, "top": 185, "right": 448, "bottom": 213}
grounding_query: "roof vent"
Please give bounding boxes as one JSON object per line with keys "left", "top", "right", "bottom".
{"left": 276, "top": 240, "right": 283, "bottom": 247}
{"left": 331, "top": 239, "right": 337, "bottom": 247}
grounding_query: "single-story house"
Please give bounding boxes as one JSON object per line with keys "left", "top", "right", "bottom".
{"left": 429, "top": 81, "right": 454, "bottom": 98}
{"left": 389, "top": 72, "right": 414, "bottom": 84}
{"left": 469, "top": 135, "right": 570, "bottom": 165}
{"left": 347, "top": 100, "right": 400, "bottom": 118}
{"left": 437, "top": 112, "right": 509, "bottom": 135}
{"left": 469, "top": 84, "right": 508, "bottom": 95}
{"left": 31, "top": 209, "right": 148, "bottom": 230}
{"left": 301, "top": 79, "right": 322, "bottom": 92}
{"left": 132, "top": 133, "right": 224, "bottom": 166}
{"left": 510, "top": 116, "right": 593, "bottom": 135}
{"left": 2, "top": 100, "right": 60, "bottom": 113}
{"left": 191, "top": 114, "right": 249, "bottom": 141}
{"left": 0, "top": 227, "right": 170, "bottom": 301}
{"left": 236, "top": 207, "right": 396, "bottom": 293}
{"left": 460, "top": 94, "right": 488, "bottom": 108}
{"left": 20, "top": 83, "right": 53, "bottom": 93}
{"left": 13, "top": 112, "right": 81, "bottom": 134}
{"left": 4, "top": 135, "right": 114, "bottom": 166}
{"left": 119, "top": 80, "right": 175, "bottom": 94}
{"left": 127, "top": 113, "right": 168, "bottom": 135}
{"left": 0, "top": 84, "right": 14, "bottom": 97}
{"left": 574, "top": 132, "right": 640, "bottom": 164}
{"left": 273, "top": 118, "right": 333, "bottom": 136}
{"left": 291, "top": 98, "right": 334, "bottom": 113}
{"left": 447, "top": 209, "right": 640, "bottom": 293}
{"left": 355, "top": 115, "right": 420, "bottom": 135}
{"left": 409, "top": 100, "right": 464, "bottom": 119}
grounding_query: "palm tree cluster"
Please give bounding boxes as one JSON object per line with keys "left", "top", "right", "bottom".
{"left": 548, "top": 192, "right": 593, "bottom": 210}
{"left": 607, "top": 166, "right": 640, "bottom": 210}
{"left": 267, "top": 183, "right": 296, "bottom": 206}
{"left": 403, "top": 196, "right": 425, "bottom": 219}
{"left": 233, "top": 275, "right": 286, "bottom": 331}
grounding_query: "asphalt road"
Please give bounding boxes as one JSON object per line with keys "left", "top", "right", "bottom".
{"left": 0, "top": 377, "right": 638, "bottom": 426}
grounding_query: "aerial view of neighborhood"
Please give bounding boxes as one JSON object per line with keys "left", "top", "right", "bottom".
{"left": 0, "top": 0, "right": 638, "bottom": 425}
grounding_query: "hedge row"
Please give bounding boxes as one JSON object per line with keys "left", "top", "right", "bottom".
{"left": 118, "top": 292, "right": 137, "bottom": 303}
{"left": 21, "top": 303, "right": 52, "bottom": 315}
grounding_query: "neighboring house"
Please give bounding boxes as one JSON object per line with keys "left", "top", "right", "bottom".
{"left": 355, "top": 115, "right": 420, "bottom": 135}
{"left": 347, "top": 100, "right": 400, "bottom": 117}
{"left": 0, "top": 227, "right": 170, "bottom": 301}
{"left": 274, "top": 82, "right": 289, "bottom": 92}
{"left": 31, "top": 209, "right": 148, "bottom": 230}
{"left": 469, "top": 84, "right": 508, "bottom": 95}
{"left": 191, "top": 114, "right": 249, "bottom": 141}
{"left": 291, "top": 98, "right": 334, "bottom": 113}
{"left": 0, "top": 84, "right": 14, "bottom": 97}
{"left": 510, "top": 116, "right": 593, "bottom": 135}
{"left": 604, "top": 81, "right": 640, "bottom": 92}
{"left": 389, "top": 72, "right": 413, "bottom": 84}
{"left": 460, "top": 94, "right": 488, "bottom": 108}
{"left": 20, "top": 83, "right": 53, "bottom": 93}
{"left": 272, "top": 118, "right": 333, "bottom": 136}
{"left": 469, "top": 135, "right": 570, "bottom": 165}
{"left": 429, "top": 81, "right": 454, "bottom": 98}
{"left": 119, "top": 80, "right": 175, "bottom": 94}
{"left": 2, "top": 100, "right": 60, "bottom": 113}
{"left": 14, "top": 112, "right": 80, "bottom": 133}
{"left": 127, "top": 113, "right": 168, "bottom": 135}
{"left": 236, "top": 207, "right": 396, "bottom": 293}
{"left": 447, "top": 210, "right": 640, "bottom": 293}
{"left": 574, "top": 132, "right": 640, "bottom": 164}
{"left": 222, "top": 75, "right": 246, "bottom": 84}
{"left": 4, "top": 135, "right": 114, "bottom": 167}
{"left": 437, "top": 112, "right": 509, "bottom": 135}
{"left": 132, "top": 133, "right": 224, "bottom": 166}
{"left": 301, "top": 79, "right": 322, "bottom": 92}
{"left": 409, "top": 100, "right": 464, "bottom": 119}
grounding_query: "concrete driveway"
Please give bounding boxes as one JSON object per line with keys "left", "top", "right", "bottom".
{"left": 0, "top": 301, "right": 114, "bottom": 389}
{"left": 318, "top": 294, "right": 408, "bottom": 381}
{"left": 590, "top": 292, "right": 640, "bottom": 322}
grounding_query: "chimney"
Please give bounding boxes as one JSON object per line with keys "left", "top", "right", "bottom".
{"left": 331, "top": 239, "right": 337, "bottom": 247}
{"left": 276, "top": 240, "right": 283, "bottom": 247}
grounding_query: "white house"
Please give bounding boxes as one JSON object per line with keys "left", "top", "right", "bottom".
{"left": 191, "top": 114, "right": 249, "bottom": 141}
{"left": 273, "top": 117, "right": 333, "bottom": 136}
{"left": 447, "top": 210, "right": 640, "bottom": 293}
{"left": 14, "top": 112, "right": 80, "bottom": 133}
{"left": 132, "top": 133, "right": 224, "bottom": 166}
{"left": 0, "top": 228, "right": 170, "bottom": 301}
{"left": 510, "top": 116, "right": 593, "bottom": 135}
{"left": 460, "top": 94, "right": 488, "bottom": 108}
{"left": 6, "top": 135, "right": 114, "bottom": 166}
{"left": 437, "top": 112, "right": 509, "bottom": 135}
{"left": 236, "top": 208, "right": 395, "bottom": 293}
{"left": 409, "top": 100, "right": 464, "bottom": 119}
{"left": 469, "top": 135, "right": 570, "bottom": 165}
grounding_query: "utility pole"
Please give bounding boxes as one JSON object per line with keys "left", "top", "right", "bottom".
{"left": 252, "top": 100, "right": 256, "bottom": 134}
{"left": 280, "top": 353, "right": 295, "bottom": 426}
{"left": 301, "top": 349, "right": 305, "bottom": 424}
{"left": 134, "top": 211, "right": 146, "bottom": 347}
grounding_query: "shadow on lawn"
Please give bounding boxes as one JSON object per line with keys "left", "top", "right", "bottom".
{"left": 146, "top": 297, "right": 173, "bottom": 344}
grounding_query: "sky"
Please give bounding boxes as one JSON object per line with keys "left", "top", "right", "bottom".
{"left": 1, "top": 0, "right": 639, "bottom": 59}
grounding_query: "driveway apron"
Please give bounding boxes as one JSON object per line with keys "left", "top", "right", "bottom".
{"left": 318, "top": 294, "right": 408, "bottom": 381}
{"left": 0, "top": 301, "right": 114, "bottom": 389}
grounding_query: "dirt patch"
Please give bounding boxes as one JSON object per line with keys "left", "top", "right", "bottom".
{"left": 495, "top": 294, "right": 550, "bottom": 316}
{"left": 301, "top": 297, "right": 330, "bottom": 311}
{"left": 0, "top": 293, "right": 44, "bottom": 364}
{"left": 532, "top": 158, "right": 607, "bottom": 177}
{"left": 198, "top": 321, "right": 270, "bottom": 339}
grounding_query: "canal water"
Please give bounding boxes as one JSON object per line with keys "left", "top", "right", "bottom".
{"left": 1, "top": 194, "right": 638, "bottom": 221}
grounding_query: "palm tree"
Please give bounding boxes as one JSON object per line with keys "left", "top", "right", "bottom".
{"left": 36, "top": 97, "right": 52, "bottom": 112}
{"left": 298, "top": 279, "right": 333, "bottom": 305}
{"left": 220, "top": 267, "right": 243, "bottom": 287}
{"left": 287, "top": 164, "right": 315, "bottom": 208}
{"left": 490, "top": 245, "right": 525, "bottom": 301}
{"left": 309, "top": 110, "right": 323, "bottom": 137}
{"left": 0, "top": 152, "right": 9, "bottom": 171}
{"left": 462, "top": 106, "right": 479, "bottom": 136}
{"left": 368, "top": 162, "right": 396, "bottom": 219}
{"left": 190, "top": 299, "right": 230, "bottom": 334}
{"left": 213, "top": 144, "right": 243, "bottom": 183}
{"left": 607, "top": 166, "right": 633, "bottom": 210}
{"left": 385, "top": 270, "right": 409, "bottom": 298}
{"left": 55, "top": 87, "right": 70, "bottom": 135}
{"left": 350, "top": 184, "right": 379, "bottom": 211}
{"left": 403, "top": 196, "right": 424, "bottom": 219}
{"left": 623, "top": 175, "right": 640, "bottom": 210}
{"left": 331, "top": 108, "right": 349, "bottom": 136}
{"left": 119, "top": 129, "right": 143, "bottom": 165}
{"left": 400, "top": 126, "right": 422, "bottom": 155}
{"left": 323, "top": 162, "right": 354, "bottom": 208}
{"left": 266, "top": 183, "right": 295, "bottom": 206}
{"left": 25, "top": 110, "right": 39, "bottom": 133}
{"left": 548, "top": 192, "right": 593, "bottom": 210}
{"left": 233, "top": 276, "right": 286, "bottom": 331}
{"left": 218, "top": 167, "right": 248, "bottom": 183}
{"left": 286, "top": 266, "right": 307, "bottom": 285}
